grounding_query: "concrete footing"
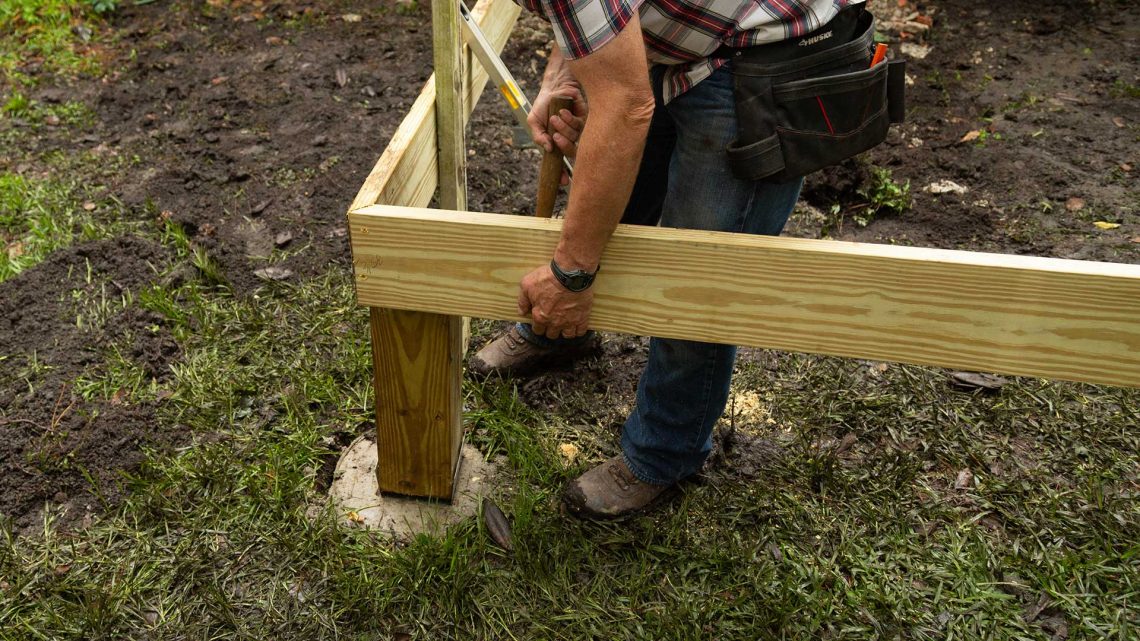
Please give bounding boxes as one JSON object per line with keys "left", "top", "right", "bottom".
{"left": 328, "top": 435, "right": 499, "bottom": 538}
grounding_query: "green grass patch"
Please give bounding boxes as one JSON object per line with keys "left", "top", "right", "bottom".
{"left": 0, "top": 0, "right": 116, "bottom": 86}
{"left": 2, "top": 90, "right": 94, "bottom": 126}
{"left": 0, "top": 171, "right": 135, "bottom": 282}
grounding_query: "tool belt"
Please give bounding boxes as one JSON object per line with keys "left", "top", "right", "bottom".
{"left": 724, "top": 6, "right": 906, "bottom": 182}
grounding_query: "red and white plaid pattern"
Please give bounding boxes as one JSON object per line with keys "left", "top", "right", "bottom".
{"left": 516, "top": 0, "right": 863, "bottom": 101}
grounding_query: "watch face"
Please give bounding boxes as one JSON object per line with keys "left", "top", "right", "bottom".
{"left": 567, "top": 273, "right": 590, "bottom": 291}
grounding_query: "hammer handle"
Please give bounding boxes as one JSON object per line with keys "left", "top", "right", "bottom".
{"left": 535, "top": 96, "right": 573, "bottom": 218}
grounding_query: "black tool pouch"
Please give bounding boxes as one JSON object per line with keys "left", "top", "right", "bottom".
{"left": 726, "top": 9, "right": 906, "bottom": 182}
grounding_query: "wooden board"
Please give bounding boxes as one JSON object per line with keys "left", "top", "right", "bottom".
{"left": 349, "top": 0, "right": 520, "bottom": 212}
{"left": 371, "top": 309, "right": 463, "bottom": 498}
{"left": 350, "top": 205, "right": 1140, "bottom": 388}
{"left": 432, "top": 0, "right": 467, "bottom": 211}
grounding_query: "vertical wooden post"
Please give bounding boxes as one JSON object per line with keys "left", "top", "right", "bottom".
{"left": 432, "top": 0, "right": 468, "bottom": 211}
{"left": 370, "top": 0, "right": 467, "bottom": 499}
{"left": 371, "top": 309, "right": 463, "bottom": 497}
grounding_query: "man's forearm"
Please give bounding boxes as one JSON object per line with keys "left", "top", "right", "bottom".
{"left": 553, "top": 98, "right": 653, "bottom": 271}
{"left": 542, "top": 46, "right": 573, "bottom": 89}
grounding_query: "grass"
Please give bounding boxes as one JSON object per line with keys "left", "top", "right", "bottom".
{"left": 0, "top": 0, "right": 117, "bottom": 87}
{"left": 2, "top": 90, "right": 94, "bottom": 127}
{"left": 0, "top": 171, "right": 137, "bottom": 282}
{"left": 1, "top": 245, "right": 1137, "bottom": 639}
{"left": 816, "top": 164, "right": 913, "bottom": 237}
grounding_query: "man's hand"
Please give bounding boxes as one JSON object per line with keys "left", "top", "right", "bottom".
{"left": 517, "top": 264, "right": 594, "bottom": 339}
{"left": 530, "top": 87, "right": 587, "bottom": 157}
{"left": 529, "top": 46, "right": 588, "bottom": 184}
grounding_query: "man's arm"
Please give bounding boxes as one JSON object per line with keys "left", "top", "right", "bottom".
{"left": 518, "top": 14, "right": 655, "bottom": 340}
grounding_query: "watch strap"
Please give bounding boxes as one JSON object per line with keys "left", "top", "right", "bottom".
{"left": 550, "top": 259, "right": 599, "bottom": 292}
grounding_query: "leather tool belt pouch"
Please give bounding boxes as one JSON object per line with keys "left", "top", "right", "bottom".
{"left": 726, "top": 7, "right": 906, "bottom": 182}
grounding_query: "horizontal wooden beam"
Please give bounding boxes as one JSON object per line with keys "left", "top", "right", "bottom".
{"left": 349, "top": 0, "right": 520, "bottom": 211}
{"left": 349, "top": 205, "right": 1140, "bottom": 388}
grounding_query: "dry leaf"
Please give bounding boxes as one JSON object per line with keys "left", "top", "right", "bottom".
{"left": 210, "top": 76, "right": 228, "bottom": 86}
{"left": 82, "top": 201, "right": 96, "bottom": 211}
{"left": 336, "top": 68, "right": 348, "bottom": 87}
{"left": 341, "top": 13, "right": 362, "bottom": 22}
{"left": 346, "top": 511, "right": 365, "bottom": 524}
{"left": 949, "top": 371, "right": 1008, "bottom": 391}
{"left": 254, "top": 266, "right": 293, "bottom": 281}
{"left": 1122, "top": 163, "right": 1133, "bottom": 172}
{"left": 1093, "top": 221, "right": 1120, "bottom": 230}
{"left": 482, "top": 498, "right": 513, "bottom": 552}
{"left": 924, "top": 180, "right": 969, "bottom": 195}
{"left": 558, "top": 443, "right": 579, "bottom": 463}
{"left": 835, "top": 432, "right": 858, "bottom": 455}
{"left": 960, "top": 130, "right": 981, "bottom": 143}
{"left": 1065, "top": 197, "right": 1084, "bottom": 211}
{"left": 274, "top": 231, "right": 293, "bottom": 247}
{"left": 1112, "top": 117, "right": 1126, "bottom": 128}
{"left": 6, "top": 241, "right": 23, "bottom": 259}
{"left": 265, "top": 36, "right": 284, "bottom": 46}
{"left": 954, "top": 468, "right": 974, "bottom": 490}
{"left": 1131, "top": 236, "right": 1140, "bottom": 244}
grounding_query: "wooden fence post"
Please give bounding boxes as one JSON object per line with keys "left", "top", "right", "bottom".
{"left": 369, "top": 0, "right": 467, "bottom": 499}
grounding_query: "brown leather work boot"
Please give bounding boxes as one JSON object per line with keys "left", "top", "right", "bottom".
{"left": 562, "top": 455, "right": 673, "bottom": 520}
{"left": 468, "top": 324, "right": 601, "bottom": 378}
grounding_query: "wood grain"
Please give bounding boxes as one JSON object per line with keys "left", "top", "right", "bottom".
{"left": 371, "top": 308, "right": 463, "bottom": 498}
{"left": 432, "top": 0, "right": 467, "bottom": 211}
{"left": 349, "top": 0, "right": 520, "bottom": 212}
{"left": 350, "top": 205, "right": 1140, "bottom": 388}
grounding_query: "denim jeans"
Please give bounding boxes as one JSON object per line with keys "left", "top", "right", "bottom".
{"left": 523, "top": 62, "right": 803, "bottom": 484}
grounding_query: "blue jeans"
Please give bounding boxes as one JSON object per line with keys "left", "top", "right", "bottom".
{"left": 525, "top": 63, "right": 803, "bottom": 484}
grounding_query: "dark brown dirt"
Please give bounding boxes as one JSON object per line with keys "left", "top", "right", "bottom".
{"left": 1, "top": 0, "right": 1137, "bottom": 530}
{"left": 0, "top": 236, "right": 179, "bottom": 532}
{"left": 799, "top": 0, "right": 1138, "bottom": 262}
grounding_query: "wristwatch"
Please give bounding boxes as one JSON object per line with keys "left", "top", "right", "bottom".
{"left": 549, "top": 259, "right": 600, "bottom": 292}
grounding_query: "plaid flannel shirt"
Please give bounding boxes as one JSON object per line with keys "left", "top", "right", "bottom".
{"left": 514, "top": 0, "right": 863, "bottom": 102}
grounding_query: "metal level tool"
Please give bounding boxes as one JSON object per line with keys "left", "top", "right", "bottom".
{"left": 459, "top": 1, "right": 574, "bottom": 180}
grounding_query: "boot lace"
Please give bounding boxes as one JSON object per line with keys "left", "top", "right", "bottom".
{"left": 607, "top": 460, "right": 639, "bottom": 492}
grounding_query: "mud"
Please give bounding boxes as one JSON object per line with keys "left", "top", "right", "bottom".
{"left": 0, "top": 236, "right": 179, "bottom": 532}
{"left": 801, "top": 0, "right": 1138, "bottom": 261}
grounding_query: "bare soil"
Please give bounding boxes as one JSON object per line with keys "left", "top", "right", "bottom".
{"left": 1, "top": 0, "right": 1136, "bottom": 530}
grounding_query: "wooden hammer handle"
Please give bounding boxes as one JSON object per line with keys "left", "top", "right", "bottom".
{"left": 535, "top": 96, "right": 573, "bottom": 218}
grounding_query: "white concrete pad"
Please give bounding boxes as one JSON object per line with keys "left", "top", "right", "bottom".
{"left": 328, "top": 435, "right": 498, "bottom": 538}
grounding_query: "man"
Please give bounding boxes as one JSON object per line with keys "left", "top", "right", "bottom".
{"left": 471, "top": 0, "right": 867, "bottom": 518}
